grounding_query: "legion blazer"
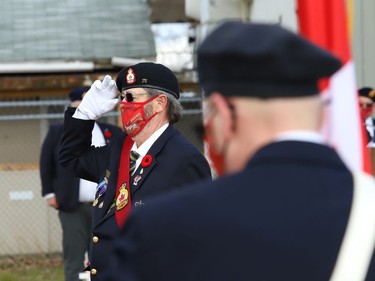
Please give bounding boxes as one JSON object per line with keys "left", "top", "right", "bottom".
{"left": 40, "top": 121, "right": 121, "bottom": 212}
{"left": 105, "top": 140, "right": 375, "bottom": 281}
{"left": 58, "top": 107, "right": 212, "bottom": 281}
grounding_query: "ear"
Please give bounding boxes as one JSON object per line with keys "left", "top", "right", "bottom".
{"left": 204, "top": 92, "right": 234, "bottom": 153}
{"left": 210, "top": 92, "right": 234, "bottom": 140}
{"left": 154, "top": 94, "right": 168, "bottom": 113}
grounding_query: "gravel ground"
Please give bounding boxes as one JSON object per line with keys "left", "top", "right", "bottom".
{"left": 0, "top": 253, "right": 63, "bottom": 270}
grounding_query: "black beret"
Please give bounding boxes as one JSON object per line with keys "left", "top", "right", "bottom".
{"left": 68, "top": 87, "right": 89, "bottom": 102}
{"left": 115, "top": 62, "right": 180, "bottom": 99}
{"left": 359, "top": 87, "right": 375, "bottom": 102}
{"left": 197, "top": 21, "right": 342, "bottom": 98}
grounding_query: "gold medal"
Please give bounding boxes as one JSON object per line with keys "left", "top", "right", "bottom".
{"left": 116, "top": 183, "right": 129, "bottom": 211}
{"left": 98, "top": 201, "right": 104, "bottom": 208}
{"left": 93, "top": 198, "right": 98, "bottom": 207}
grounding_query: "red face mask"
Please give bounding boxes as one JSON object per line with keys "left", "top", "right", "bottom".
{"left": 120, "top": 96, "right": 158, "bottom": 137}
{"left": 204, "top": 119, "right": 225, "bottom": 177}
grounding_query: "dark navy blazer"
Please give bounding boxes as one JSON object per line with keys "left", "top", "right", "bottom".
{"left": 58, "top": 107, "right": 212, "bottom": 280}
{"left": 105, "top": 140, "right": 375, "bottom": 281}
{"left": 40, "top": 121, "right": 121, "bottom": 212}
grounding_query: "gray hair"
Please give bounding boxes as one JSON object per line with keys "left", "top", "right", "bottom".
{"left": 146, "top": 88, "right": 183, "bottom": 124}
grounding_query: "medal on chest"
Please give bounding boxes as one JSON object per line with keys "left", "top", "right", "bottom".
{"left": 93, "top": 175, "right": 109, "bottom": 207}
{"left": 116, "top": 183, "right": 129, "bottom": 211}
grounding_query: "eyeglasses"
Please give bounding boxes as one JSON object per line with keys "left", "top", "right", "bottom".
{"left": 121, "top": 92, "right": 148, "bottom": 102}
{"left": 359, "top": 102, "right": 374, "bottom": 108}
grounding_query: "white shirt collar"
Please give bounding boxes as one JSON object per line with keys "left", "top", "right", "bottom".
{"left": 366, "top": 116, "right": 374, "bottom": 127}
{"left": 131, "top": 123, "right": 169, "bottom": 157}
{"left": 274, "top": 130, "right": 324, "bottom": 144}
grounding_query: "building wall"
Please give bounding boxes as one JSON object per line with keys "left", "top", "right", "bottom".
{"left": 251, "top": 0, "right": 297, "bottom": 31}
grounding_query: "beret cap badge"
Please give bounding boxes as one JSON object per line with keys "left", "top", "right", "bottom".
{"left": 126, "top": 68, "right": 136, "bottom": 85}
{"left": 369, "top": 90, "right": 375, "bottom": 99}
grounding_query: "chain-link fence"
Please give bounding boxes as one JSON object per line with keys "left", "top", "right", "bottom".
{"left": 0, "top": 95, "right": 204, "bottom": 257}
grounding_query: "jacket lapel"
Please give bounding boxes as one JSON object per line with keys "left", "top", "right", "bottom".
{"left": 130, "top": 125, "right": 177, "bottom": 194}
{"left": 93, "top": 126, "right": 179, "bottom": 227}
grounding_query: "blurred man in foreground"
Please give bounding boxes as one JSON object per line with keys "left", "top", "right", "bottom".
{"left": 105, "top": 21, "right": 375, "bottom": 281}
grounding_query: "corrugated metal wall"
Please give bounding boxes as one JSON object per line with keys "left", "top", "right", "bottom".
{"left": 0, "top": 0, "right": 155, "bottom": 62}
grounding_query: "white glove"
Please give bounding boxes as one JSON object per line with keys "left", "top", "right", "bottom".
{"left": 73, "top": 75, "right": 119, "bottom": 120}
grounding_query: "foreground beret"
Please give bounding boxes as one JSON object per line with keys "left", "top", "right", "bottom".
{"left": 116, "top": 62, "right": 180, "bottom": 99}
{"left": 68, "top": 87, "right": 89, "bottom": 102}
{"left": 197, "top": 21, "right": 342, "bottom": 98}
{"left": 359, "top": 87, "right": 375, "bottom": 102}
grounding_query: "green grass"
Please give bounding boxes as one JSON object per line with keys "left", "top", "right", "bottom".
{"left": 0, "top": 254, "right": 64, "bottom": 281}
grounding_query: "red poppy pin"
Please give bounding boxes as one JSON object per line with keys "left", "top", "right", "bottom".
{"left": 141, "top": 155, "right": 152, "bottom": 168}
{"left": 104, "top": 129, "right": 112, "bottom": 138}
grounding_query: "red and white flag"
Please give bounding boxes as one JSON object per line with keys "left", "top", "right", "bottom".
{"left": 297, "top": 0, "right": 372, "bottom": 173}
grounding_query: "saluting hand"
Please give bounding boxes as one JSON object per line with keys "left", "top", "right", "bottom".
{"left": 73, "top": 75, "right": 119, "bottom": 120}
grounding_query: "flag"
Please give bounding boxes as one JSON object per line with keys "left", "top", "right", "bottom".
{"left": 297, "top": 0, "right": 372, "bottom": 173}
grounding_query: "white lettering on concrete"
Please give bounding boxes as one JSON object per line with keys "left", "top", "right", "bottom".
{"left": 9, "top": 191, "right": 34, "bottom": 201}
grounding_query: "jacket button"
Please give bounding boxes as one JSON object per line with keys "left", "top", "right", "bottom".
{"left": 91, "top": 268, "right": 97, "bottom": 275}
{"left": 92, "top": 236, "right": 99, "bottom": 243}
